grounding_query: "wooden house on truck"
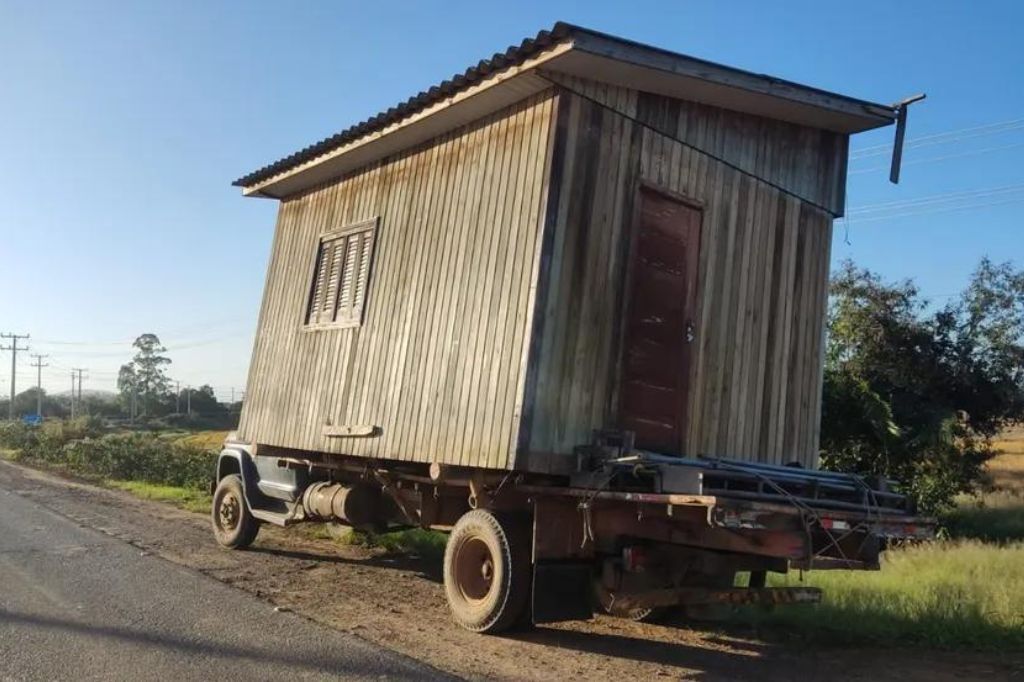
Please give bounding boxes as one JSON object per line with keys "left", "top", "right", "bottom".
{"left": 214, "top": 23, "right": 932, "bottom": 633}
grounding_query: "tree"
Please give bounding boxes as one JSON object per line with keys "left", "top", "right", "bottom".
{"left": 117, "top": 364, "right": 138, "bottom": 417}
{"left": 822, "top": 259, "right": 1024, "bottom": 513}
{"left": 185, "top": 385, "right": 227, "bottom": 417}
{"left": 0, "top": 388, "right": 68, "bottom": 420}
{"left": 118, "top": 334, "right": 172, "bottom": 418}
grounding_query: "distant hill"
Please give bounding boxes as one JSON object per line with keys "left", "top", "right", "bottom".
{"left": 52, "top": 389, "right": 118, "bottom": 400}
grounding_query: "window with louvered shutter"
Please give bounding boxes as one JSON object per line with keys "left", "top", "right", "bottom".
{"left": 304, "top": 218, "right": 378, "bottom": 328}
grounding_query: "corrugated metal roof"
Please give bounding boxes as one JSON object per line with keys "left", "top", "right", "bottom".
{"left": 232, "top": 23, "right": 574, "bottom": 188}
{"left": 234, "top": 21, "right": 896, "bottom": 190}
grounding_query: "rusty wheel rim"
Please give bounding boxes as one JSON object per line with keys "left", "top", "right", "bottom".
{"left": 218, "top": 491, "right": 241, "bottom": 531}
{"left": 453, "top": 537, "right": 495, "bottom": 603}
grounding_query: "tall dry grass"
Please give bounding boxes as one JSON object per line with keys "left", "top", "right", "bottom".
{"left": 746, "top": 427, "right": 1024, "bottom": 648}
{"left": 757, "top": 540, "right": 1024, "bottom": 648}
{"left": 944, "top": 426, "right": 1024, "bottom": 543}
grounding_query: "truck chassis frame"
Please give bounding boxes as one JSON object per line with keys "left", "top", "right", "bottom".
{"left": 212, "top": 437, "right": 933, "bottom": 630}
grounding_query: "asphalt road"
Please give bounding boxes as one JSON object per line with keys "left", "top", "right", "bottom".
{"left": 0, "top": 480, "right": 445, "bottom": 681}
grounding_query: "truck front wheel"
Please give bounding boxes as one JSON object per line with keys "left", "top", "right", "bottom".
{"left": 211, "top": 474, "right": 260, "bottom": 549}
{"left": 443, "top": 509, "right": 531, "bottom": 633}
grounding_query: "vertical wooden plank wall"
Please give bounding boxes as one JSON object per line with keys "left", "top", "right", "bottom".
{"left": 521, "top": 77, "right": 839, "bottom": 470}
{"left": 240, "top": 92, "right": 556, "bottom": 469}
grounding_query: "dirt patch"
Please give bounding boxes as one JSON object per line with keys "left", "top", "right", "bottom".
{"left": 1, "top": 459, "right": 1019, "bottom": 681}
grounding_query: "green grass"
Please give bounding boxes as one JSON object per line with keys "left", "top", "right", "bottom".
{"left": 745, "top": 540, "right": 1024, "bottom": 649}
{"left": 105, "top": 480, "right": 212, "bottom": 514}
{"left": 339, "top": 527, "right": 447, "bottom": 560}
{"left": 294, "top": 524, "right": 447, "bottom": 560}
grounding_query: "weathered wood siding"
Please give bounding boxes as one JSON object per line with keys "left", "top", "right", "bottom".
{"left": 520, "top": 78, "right": 838, "bottom": 470}
{"left": 240, "top": 91, "right": 556, "bottom": 469}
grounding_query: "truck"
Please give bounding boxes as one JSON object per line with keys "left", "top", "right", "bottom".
{"left": 213, "top": 22, "right": 934, "bottom": 633}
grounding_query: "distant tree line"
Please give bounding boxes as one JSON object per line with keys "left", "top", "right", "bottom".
{"left": 0, "top": 333, "right": 242, "bottom": 428}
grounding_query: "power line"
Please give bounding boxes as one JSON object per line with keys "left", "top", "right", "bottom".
{"left": 850, "top": 117, "right": 1024, "bottom": 159}
{"left": 846, "top": 183, "right": 1024, "bottom": 215}
{"left": 849, "top": 140, "right": 1024, "bottom": 176}
{"left": 845, "top": 195, "right": 1024, "bottom": 224}
{"left": 1, "top": 333, "right": 30, "bottom": 419}
{"left": 30, "top": 354, "right": 48, "bottom": 417}
{"left": 72, "top": 368, "right": 87, "bottom": 416}
{"left": 32, "top": 316, "right": 255, "bottom": 347}
{"left": 33, "top": 332, "right": 250, "bottom": 357}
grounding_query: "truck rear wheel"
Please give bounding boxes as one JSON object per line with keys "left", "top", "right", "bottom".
{"left": 212, "top": 474, "right": 260, "bottom": 549}
{"left": 443, "top": 509, "right": 530, "bottom": 633}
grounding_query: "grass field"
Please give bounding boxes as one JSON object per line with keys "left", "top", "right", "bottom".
{"left": 748, "top": 426, "right": 1024, "bottom": 649}
{"left": 170, "top": 430, "right": 231, "bottom": 451}
{"left": 944, "top": 426, "right": 1024, "bottom": 543}
{"left": 106, "top": 480, "right": 212, "bottom": 514}
{"left": 757, "top": 540, "right": 1024, "bottom": 649}
{"left": 990, "top": 426, "right": 1024, "bottom": 493}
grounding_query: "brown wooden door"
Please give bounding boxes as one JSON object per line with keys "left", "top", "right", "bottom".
{"left": 618, "top": 186, "right": 702, "bottom": 454}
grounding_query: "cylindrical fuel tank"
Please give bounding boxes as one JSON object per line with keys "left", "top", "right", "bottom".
{"left": 301, "top": 481, "right": 380, "bottom": 528}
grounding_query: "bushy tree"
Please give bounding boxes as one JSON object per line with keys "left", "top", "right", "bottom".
{"left": 118, "top": 334, "right": 172, "bottom": 418}
{"left": 0, "top": 388, "right": 67, "bottom": 419}
{"left": 186, "top": 385, "right": 227, "bottom": 417}
{"left": 822, "top": 259, "right": 1024, "bottom": 513}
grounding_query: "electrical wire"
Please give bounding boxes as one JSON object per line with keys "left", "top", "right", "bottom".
{"left": 847, "top": 183, "right": 1024, "bottom": 214}
{"left": 845, "top": 195, "right": 1024, "bottom": 224}
{"left": 850, "top": 117, "right": 1024, "bottom": 159}
{"left": 32, "top": 316, "right": 255, "bottom": 347}
{"left": 849, "top": 140, "right": 1024, "bottom": 175}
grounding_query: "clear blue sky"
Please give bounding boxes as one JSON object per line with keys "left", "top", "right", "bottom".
{"left": 1, "top": 0, "right": 1021, "bottom": 399}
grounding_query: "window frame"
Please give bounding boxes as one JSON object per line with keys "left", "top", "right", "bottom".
{"left": 302, "top": 217, "right": 379, "bottom": 331}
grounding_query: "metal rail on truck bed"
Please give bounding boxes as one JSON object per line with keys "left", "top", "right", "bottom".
{"left": 550, "top": 440, "right": 934, "bottom": 572}
{"left": 572, "top": 430, "right": 916, "bottom": 511}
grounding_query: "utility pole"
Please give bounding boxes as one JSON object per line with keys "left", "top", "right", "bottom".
{"left": 186, "top": 386, "right": 192, "bottom": 417}
{"left": 30, "top": 354, "right": 48, "bottom": 417}
{"left": 175, "top": 380, "right": 181, "bottom": 414}
{"left": 70, "top": 372, "right": 77, "bottom": 419}
{"left": 1, "top": 333, "right": 30, "bottom": 420}
{"left": 72, "top": 368, "right": 86, "bottom": 416}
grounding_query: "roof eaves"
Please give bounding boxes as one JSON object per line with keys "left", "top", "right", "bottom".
{"left": 232, "top": 22, "right": 576, "bottom": 188}
{"left": 234, "top": 21, "right": 900, "bottom": 191}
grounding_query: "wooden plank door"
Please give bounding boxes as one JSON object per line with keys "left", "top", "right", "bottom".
{"left": 617, "top": 185, "right": 702, "bottom": 454}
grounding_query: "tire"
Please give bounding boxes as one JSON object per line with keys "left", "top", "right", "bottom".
{"left": 211, "top": 474, "right": 260, "bottom": 549}
{"left": 443, "top": 509, "right": 531, "bottom": 634}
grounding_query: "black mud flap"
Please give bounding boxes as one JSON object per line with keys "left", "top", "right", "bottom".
{"left": 532, "top": 562, "right": 594, "bottom": 624}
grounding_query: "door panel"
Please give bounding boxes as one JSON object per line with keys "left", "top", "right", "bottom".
{"left": 618, "top": 186, "right": 702, "bottom": 454}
